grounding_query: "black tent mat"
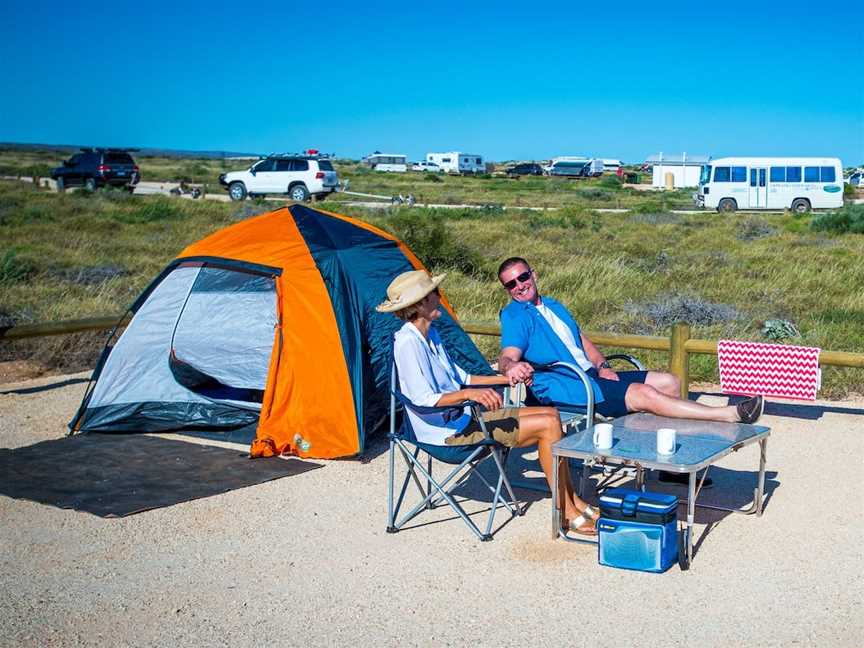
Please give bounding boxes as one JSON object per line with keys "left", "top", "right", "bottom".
{"left": 0, "top": 434, "right": 321, "bottom": 517}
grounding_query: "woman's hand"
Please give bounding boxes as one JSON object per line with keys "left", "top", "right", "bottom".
{"left": 467, "top": 388, "right": 503, "bottom": 411}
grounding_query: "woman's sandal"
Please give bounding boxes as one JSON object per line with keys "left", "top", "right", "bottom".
{"left": 565, "top": 512, "right": 597, "bottom": 537}
{"left": 583, "top": 505, "right": 600, "bottom": 521}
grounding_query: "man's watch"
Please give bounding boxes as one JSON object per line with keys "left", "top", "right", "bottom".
{"left": 598, "top": 360, "right": 612, "bottom": 369}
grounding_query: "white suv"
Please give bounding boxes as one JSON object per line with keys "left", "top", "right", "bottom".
{"left": 218, "top": 155, "right": 339, "bottom": 201}
{"left": 411, "top": 161, "right": 441, "bottom": 172}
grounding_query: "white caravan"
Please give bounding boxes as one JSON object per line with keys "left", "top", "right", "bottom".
{"left": 601, "top": 159, "right": 622, "bottom": 173}
{"left": 363, "top": 153, "right": 408, "bottom": 172}
{"left": 426, "top": 152, "right": 485, "bottom": 174}
{"left": 544, "top": 157, "right": 604, "bottom": 177}
{"left": 696, "top": 157, "right": 844, "bottom": 213}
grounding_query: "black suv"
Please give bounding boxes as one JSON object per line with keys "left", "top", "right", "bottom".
{"left": 52, "top": 148, "right": 140, "bottom": 192}
{"left": 505, "top": 163, "right": 543, "bottom": 177}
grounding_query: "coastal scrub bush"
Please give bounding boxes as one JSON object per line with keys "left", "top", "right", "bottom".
{"left": 577, "top": 188, "right": 612, "bottom": 201}
{"left": 598, "top": 175, "right": 623, "bottom": 189}
{"left": 810, "top": 204, "right": 864, "bottom": 235}
{"left": 736, "top": 217, "right": 776, "bottom": 241}
{"left": 762, "top": 318, "right": 800, "bottom": 340}
{"left": 625, "top": 293, "right": 739, "bottom": 328}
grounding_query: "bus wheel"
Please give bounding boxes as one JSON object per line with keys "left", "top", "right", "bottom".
{"left": 791, "top": 199, "right": 811, "bottom": 214}
{"left": 718, "top": 198, "right": 737, "bottom": 213}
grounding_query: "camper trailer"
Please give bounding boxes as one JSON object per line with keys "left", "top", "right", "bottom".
{"left": 362, "top": 153, "right": 408, "bottom": 172}
{"left": 601, "top": 159, "right": 622, "bottom": 174}
{"left": 696, "top": 157, "right": 844, "bottom": 213}
{"left": 426, "top": 152, "right": 485, "bottom": 174}
{"left": 545, "top": 157, "right": 604, "bottom": 177}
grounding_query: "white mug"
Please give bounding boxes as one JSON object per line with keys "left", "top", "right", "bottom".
{"left": 657, "top": 428, "right": 676, "bottom": 455}
{"left": 593, "top": 423, "right": 613, "bottom": 449}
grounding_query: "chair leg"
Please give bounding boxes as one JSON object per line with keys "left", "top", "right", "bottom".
{"left": 387, "top": 438, "right": 397, "bottom": 533}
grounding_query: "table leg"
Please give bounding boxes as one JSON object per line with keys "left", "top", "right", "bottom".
{"left": 552, "top": 452, "right": 560, "bottom": 539}
{"left": 686, "top": 470, "right": 696, "bottom": 565}
{"left": 756, "top": 438, "right": 767, "bottom": 516}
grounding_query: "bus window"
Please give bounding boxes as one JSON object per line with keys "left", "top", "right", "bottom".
{"left": 786, "top": 167, "right": 802, "bottom": 182}
{"left": 700, "top": 165, "right": 711, "bottom": 185}
{"left": 821, "top": 167, "right": 836, "bottom": 182}
{"left": 770, "top": 167, "right": 785, "bottom": 182}
{"left": 731, "top": 166, "right": 747, "bottom": 182}
{"left": 714, "top": 167, "right": 730, "bottom": 182}
{"left": 805, "top": 167, "right": 819, "bottom": 182}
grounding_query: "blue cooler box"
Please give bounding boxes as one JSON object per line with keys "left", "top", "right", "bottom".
{"left": 597, "top": 488, "right": 678, "bottom": 573}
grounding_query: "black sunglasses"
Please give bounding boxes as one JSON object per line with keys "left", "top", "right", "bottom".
{"left": 501, "top": 270, "right": 532, "bottom": 290}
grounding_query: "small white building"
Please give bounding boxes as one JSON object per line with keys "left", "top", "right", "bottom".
{"left": 426, "top": 152, "right": 484, "bottom": 174}
{"left": 646, "top": 152, "right": 709, "bottom": 188}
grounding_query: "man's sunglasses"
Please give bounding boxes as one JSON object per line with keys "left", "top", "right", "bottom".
{"left": 501, "top": 270, "right": 532, "bottom": 290}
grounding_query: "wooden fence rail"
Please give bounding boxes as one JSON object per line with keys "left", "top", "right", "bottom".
{"left": 2, "top": 315, "right": 863, "bottom": 398}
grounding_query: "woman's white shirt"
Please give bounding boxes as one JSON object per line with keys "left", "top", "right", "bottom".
{"left": 392, "top": 321, "right": 471, "bottom": 445}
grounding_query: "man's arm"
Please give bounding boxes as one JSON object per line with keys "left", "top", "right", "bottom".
{"left": 498, "top": 346, "right": 534, "bottom": 386}
{"left": 580, "top": 333, "right": 619, "bottom": 381}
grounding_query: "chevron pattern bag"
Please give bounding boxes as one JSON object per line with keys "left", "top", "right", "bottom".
{"left": 717, "top": 340, "right": 822, "bottom": 401}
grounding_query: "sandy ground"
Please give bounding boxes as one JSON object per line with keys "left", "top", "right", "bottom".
{"left": 1, "top": 372, "right": 862, "bottom": 647}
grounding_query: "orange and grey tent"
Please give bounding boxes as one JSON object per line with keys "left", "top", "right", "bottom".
{"left": 69, "top": 205, "right": 489, "bottom": 459}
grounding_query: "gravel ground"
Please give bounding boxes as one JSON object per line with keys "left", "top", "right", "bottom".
{"left": 1, "top": 372, "right": 862, "bottom": 647}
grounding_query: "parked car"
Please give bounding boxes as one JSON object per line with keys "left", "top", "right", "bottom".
{"left": 411, "top": 161, "right": 441, "bottom": 172}
{"left": 845, "top": 170, "right": 864, "bottom": 187}
{"left": 52, "top": 148, "right": 140, "bottom": 192}
{"left": 505, "top": 163, "right": 543, "bottom": 177}
{"left": 218, "top": 153, "right": 339, "bottom": 201}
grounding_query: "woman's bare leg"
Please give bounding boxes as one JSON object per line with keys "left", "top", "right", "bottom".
{"left": 515, "top": 407, "right": 589, "bottom": 523}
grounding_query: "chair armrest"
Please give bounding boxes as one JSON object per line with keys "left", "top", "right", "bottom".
{"left": 605, "top": 353, "right": 645, "bottom": 371}
{"left": 526, "top": 360, "right": 595, "bottom": 426}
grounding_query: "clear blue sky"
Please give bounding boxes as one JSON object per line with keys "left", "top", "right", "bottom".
{"left": 1, "top": 1, "right": 862, "bottom": 164}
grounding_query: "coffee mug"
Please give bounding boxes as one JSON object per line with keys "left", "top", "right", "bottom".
{"left": 657, "top": 428, "right": 676, "bottom": 455}
{"left": 593, "top": 423, "right": 613, "bottom": 449}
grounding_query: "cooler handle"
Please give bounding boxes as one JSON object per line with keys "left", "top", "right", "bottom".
{"left": 622, "top": 493, "right": 641, "bottom": 517}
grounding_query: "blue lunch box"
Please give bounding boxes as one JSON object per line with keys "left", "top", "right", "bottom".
{"left": 597, "top": 488, "right": 679, "bottom": 573}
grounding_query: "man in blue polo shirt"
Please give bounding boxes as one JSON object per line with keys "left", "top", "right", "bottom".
{"left": 497, "top": 256, "right": 764, "bottom": 441}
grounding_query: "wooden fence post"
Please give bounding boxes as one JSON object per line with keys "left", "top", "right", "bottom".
{"left": 669, "top": 322, "right": 691, "bottom": 399}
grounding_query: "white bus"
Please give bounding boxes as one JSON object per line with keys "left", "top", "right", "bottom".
{"left": 363, "top": 153, "right": 408, "bottom": 172}
{"left": 426, "top": 152, "right": 485, "bottom": 174}
{"left": 696, "top": 157, "right": 843, "bottom": 213}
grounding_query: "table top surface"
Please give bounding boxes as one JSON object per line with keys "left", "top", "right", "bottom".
{"left": 553, "top": 412, "right": 770, "bottom": 469}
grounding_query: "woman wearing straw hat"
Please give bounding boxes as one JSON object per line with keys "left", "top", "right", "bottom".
{"left": 378, "top": 270, "right": 597, "bottom": 536}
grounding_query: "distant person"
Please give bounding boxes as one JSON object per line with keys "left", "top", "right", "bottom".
{"left": 378, "top": 269, "right": 598, "bottom": 535}
{"left": 496, "top": 257, "right": 764, "bottom": 485}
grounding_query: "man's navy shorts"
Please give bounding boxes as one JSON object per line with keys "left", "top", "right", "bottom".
{"left": 586, "top": 368, "right": 649, "bottom": 418}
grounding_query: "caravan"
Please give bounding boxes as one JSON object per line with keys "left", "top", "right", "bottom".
{"left": 363, "top": 153, "right": 408, "bottom": 172}
{"left": 545, "top": 157, "right": 604, "bottom": 178}
{"left": 696, "top": 157, "right": 843, "bottom": 213}
{"left": 426, "top": 152, "right": 485, "bottom": 174}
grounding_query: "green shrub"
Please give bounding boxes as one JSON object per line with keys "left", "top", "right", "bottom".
{"left": 0, "top": 248, "right": 35, "bottom": 284}
{"left": 424, "top": 173, "right": 444, "bottom": 183}
{"left": 380, "top": 212, "right": 485, "bottom": 276}
{"left": 810, "top": 204, "right": 864, "bottom": 235}
{"left": 843, "top": 183, "right": 857, "bottom": 198}
{"left": 598, "top": 175, "right": 623, "bottom": 189}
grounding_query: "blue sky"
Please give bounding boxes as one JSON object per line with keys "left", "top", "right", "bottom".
{"left": 1, "top": 1, "right": 862, "bottom": 163}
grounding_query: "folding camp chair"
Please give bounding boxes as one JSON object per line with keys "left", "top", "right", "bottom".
{"left": 520, "top": 354, "right": 647, "bottom": 494}
{"left": 386, "top": 364, "right": 525, "bottom": 541}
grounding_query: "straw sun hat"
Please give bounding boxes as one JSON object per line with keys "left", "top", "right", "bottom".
{"left": 376, "top": 270, "right": 446, "bottom": 313}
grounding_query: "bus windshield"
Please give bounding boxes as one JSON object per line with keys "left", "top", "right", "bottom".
{"left": 700, "top": 165, "right": 712, "bottom": 185}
